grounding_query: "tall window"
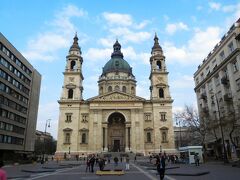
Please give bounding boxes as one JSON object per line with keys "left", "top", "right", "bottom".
{"left": 147, "top": 132, "right": 151, "bottom": 143}
{"left": 232, "top": 60, "right": 238, "bottom": 72}
{"left": 100, "top": 87, "right": 103, "bottom": 94}
{"left": 108, "top": 86, "right": 112, "bottom": 92}
{"left": 220, "top": 51, "right": 225, "bottom": 60}
{"left": 65, "top": 133, "right": 71, "bottom": 144}
{"left": 228, "top": 42, "right": 234, "bottom": 53}
{"left": 160, "top": 112, "right": 166, "bottom": 121}
{"left": 131, "top": 87, "right": 135, "bottom": 94}
{"left": 162, "top": 132, "right": 167, "bottom": 142}
{"left": 65, "top": 113, "right": 72, "bottom": 123}
{"left": 68, "top": 89, "right": 73, "bottom": 99}
{"left": 159, "top": 88, "right": 164, "bottom": 98}
{"left": 82, "top": 133, "right": 86, "bottom": 143}
{"left": 157, "top": 61, "right": 161, "bottom": 69}
{"left": 70, "top": 60, "right": 76, "bottom": 70}
{"left": 122, "top": 86, "right": 126, "bottom": 93}
{"left": 115, "top": 85, "right": 120, "bottom": 91}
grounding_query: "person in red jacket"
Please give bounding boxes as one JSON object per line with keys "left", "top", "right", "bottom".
{"left": 0, "top": 161, "right": 7, "bottom": 180}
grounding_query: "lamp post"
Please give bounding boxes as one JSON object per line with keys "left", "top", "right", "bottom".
{"left": 42, "top": 119, "right": 51, "bottom": 164}
{"left": 176, "top": 117, "right": 182, "bottom": 148}
{"left": 211, "top": 93, "right": 228, "bottom": 163}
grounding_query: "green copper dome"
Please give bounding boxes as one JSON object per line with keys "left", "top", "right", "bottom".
{"left": 102, "top": 40, "right": 133, "bottom": 75}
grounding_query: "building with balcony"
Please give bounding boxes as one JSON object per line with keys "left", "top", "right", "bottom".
{"left": 0, "top": 33, "right": 41, "bottom": 160}
{"left": 194, "top": 19, "right": 240, "bottom": 159}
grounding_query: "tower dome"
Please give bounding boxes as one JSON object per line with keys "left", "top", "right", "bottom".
{"left": 102, "top": 40, "right": 133, "bottom": 75}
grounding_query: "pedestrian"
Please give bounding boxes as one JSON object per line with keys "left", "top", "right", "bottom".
{"left": 194, "top": 153, "right": 200, "bottom": 166}
{"left": 98, "top": 158, "right": 105, "bottom": 171}
{"left": 90, "top": 155, "right": 95, "bottom": 173}
{"left": 156, "top": 154, "right": 166, "bottom": 180}
{"left": 125, "top": 155, "right": 130, "bottom": 170}
{"left": 0, "top": 160, "right": 7, "bottom": 180}
{"left": 85, "top": 157, "right": 91, "bottom": 172}
{"left": 134, "top": 155, "right": 137, "bottom": 163}
{"left": 120, "top": 157, "right": 122, "bottom": 163}
{"left": 114, "top": 157, "right": 118, "bottom": 167}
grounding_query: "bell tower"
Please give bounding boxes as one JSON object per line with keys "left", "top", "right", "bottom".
{"left": 60, "top": 33, "right": 84, "bottom": 100}
{"left": 149, "top": 34, "right": 172, "bottom": 101}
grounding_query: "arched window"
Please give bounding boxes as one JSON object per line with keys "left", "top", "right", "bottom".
{"left": 157, "top": 61, "right": 161, "bottom": 69}
{"left": 70, "top": 60, "right": 76, "bottom": 70}
{"left": 82, "top": 133, "right": 86, "bottom": 143}
{"left": 65, "top": 133, "right": 70, "bottom": 143}
{"left": 122, "top": 86, "right": 126, "bottom": 93}
{"left": 162, "top": 132, "right": 167, "bottom": 142}
{"left": 115, "top": 85, "right": 120, "bottom": 91}
{"left": 100, "top": 87, "right": 103, "bottom": 94}
{"left": 108, "top": 86, "right": 112, "bottom": 92}
{"left": 147, "top": 132, "right": 151, "bottom": 143}
{"left": 131, "top": 87, "right": 135, "bottom": 94}
{"left": 159, "top": 88, "right": 164, "bottom": 98}
{"left": 68, "top": 89, "right": 73, "bottom": 99}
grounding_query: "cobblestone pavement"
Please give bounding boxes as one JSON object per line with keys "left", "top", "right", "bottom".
{"left": 3, "top": 160, "right": 240, "bottom": 180}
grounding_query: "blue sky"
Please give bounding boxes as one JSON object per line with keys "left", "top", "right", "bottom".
{"left": 1, "top": 0, "right": 239, "bottom": 139}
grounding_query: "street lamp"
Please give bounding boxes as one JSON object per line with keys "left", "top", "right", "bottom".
{"left": 211, "top": 92, "right": 229, "bottom": 163}
{"left": 42, "top": 119, "right": 51, "bottom": 164}
{"left": 176, "top": 117, "right": 182, "bottom": 148}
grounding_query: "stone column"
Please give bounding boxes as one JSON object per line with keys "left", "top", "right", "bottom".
{"left": 104, "top": 127, "right": 108, "bottom": 152}
{"left": 128, "top": 127, "right": 131, "bottom": 150}
{"left": 125, "top": 127, "right": 129, "bottom": 152}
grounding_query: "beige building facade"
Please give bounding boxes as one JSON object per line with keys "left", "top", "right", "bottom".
{"left": 56, "top": 34, "right": 176, "bottom": 157}
{"left": 194, "top": 19, "right": 240, "bottom": 159}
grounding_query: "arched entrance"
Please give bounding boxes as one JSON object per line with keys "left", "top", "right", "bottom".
{"left": 108, "top": 112, "right": 125, "bottom": 152}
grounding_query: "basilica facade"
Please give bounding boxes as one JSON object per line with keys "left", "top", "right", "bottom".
{"left": 56, "top": 34, "right": 176, "bottom": 157}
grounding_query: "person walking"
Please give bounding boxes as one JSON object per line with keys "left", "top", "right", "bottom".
{"left": 90, "top": 155, "right": 96, "bottom": 173}
{"left": 125, "top": 155, "right": 130, "bottom": 170}
{"left": 113, "top": 157, "right": 118, "bottom": 167}
{"left": 0, "top": 161, "right": 7, "bottom": 180}
{"left": 156, "top": 154, "right": 166, "bottom": 180}
{"left": 194, "top": 153, "right": 200, "bottom": 166}
{"left": 85, "top": 157, "right": 91, "bottom": 172}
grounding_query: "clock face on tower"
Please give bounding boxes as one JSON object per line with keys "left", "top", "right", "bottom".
{"left": 157, "top": 77, "right": 164, "bottom": 83}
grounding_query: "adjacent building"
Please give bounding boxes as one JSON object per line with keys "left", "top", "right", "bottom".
{"left": 194, "top": 19, "right": 240, "bottom": 159}
{"left": 56, "top": 34, "right": 176, "bottom": 157}
{"left": 0, "top": 33, "right": 41, "bottom": 160}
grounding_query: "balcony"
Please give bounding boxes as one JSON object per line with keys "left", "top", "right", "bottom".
{"left": 221, "top": 76, "right": 229, "bottom": 86}
{"left": 223, "top": 94, "right": 232, "bottom": 102}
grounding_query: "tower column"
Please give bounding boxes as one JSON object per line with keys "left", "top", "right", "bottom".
{"left": 104, "top": 127, "right": 108, "bottom": 152}
{"left": 125, "top": 127, "right": 129, "bottom": 152}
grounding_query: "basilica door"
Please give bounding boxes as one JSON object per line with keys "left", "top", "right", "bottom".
{"left": 108, "top": 112, "right": 125, "bottom": 152}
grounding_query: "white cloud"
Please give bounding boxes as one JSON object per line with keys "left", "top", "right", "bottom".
{"left": 163, "top": 15, "right": 169, "bottom": 21}
{"left": 122, "top": 46, "right": 150, "bottom": 64}
{"left": 171, "top": 75, "right": 194, "bottom": 89}
{"left": 222, "top": 5, "right": 236, "bottom": 13}
{"left": 197, "top": 6, "right": 203, "bottom": 11}
{"left": 85, "top": 48, "right": 112, "bottom": 61}
{"left": 109, "top": 27, "right": 151, "bottom": 43}
{"left": 102, "top": 12, "right": 133, "bottom": 26}
{"left": 209, "top": 2, "right": 221, "bottom": 10}
{"left": 134, "top": 20, "right": 151, "bottom": 29}
{"left": 23, "top": 4, "right": 88, "bottom": 62}
{"left": 165, "top": 22, "right": 189, "bottom": 35}
{"left": 163, "top": 26, "right": 221, "bottom": 65}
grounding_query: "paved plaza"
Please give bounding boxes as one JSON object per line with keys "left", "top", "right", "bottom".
{"left": 3, "top": 158, "right": 240, "bottom": 180}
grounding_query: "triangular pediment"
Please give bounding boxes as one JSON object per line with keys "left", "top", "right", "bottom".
{"left": 87, "top": 91, "right": 145, "bottom": 102}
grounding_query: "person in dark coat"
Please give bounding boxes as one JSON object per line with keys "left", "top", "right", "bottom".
{"left": 89, "top": 155, "right": 95, "bottom": 173}
{"left": 156, "top": 154, "right": 166, "bottom": 180}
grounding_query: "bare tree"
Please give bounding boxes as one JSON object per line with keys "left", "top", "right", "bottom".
{"left": 175, "top": 105, "right": 206, "bottom": 146}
